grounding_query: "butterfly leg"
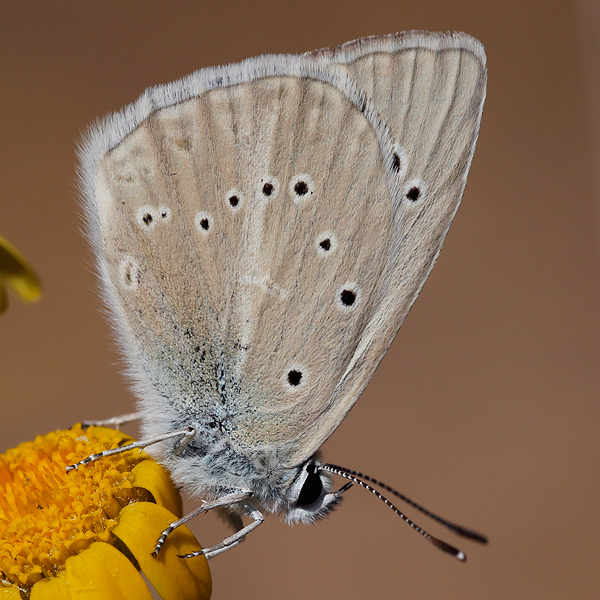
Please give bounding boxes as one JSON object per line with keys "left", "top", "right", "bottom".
{"left": 65, "top": 426, "right": 196, "bottom": 472}
{"left": 152, "top": 490, "right": 253, "bottom": 557}
{"left": 202, "top": 511, "right": 246, "bottom": 558}
{"left": 181, "top": 503, "right": 264, "bottom": 559}
{"left": 82, "top": 412, "right": 142, "bottom": 429}
{"left": 201, "top": 537, "right": 245, "bottom": 559}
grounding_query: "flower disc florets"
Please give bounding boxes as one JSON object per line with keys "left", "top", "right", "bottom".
{"left": 0, "top": 425, "right": 210, "bottom": 600}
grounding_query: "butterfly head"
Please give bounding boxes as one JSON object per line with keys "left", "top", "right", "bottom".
{"left": 283, "top": 459, "right": 342, "bottom": 524}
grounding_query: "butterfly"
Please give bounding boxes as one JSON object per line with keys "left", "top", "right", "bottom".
{"left": 73, "top": 30, "right": 487, "bottom": 561}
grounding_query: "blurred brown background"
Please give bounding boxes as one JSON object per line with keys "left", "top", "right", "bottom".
{"left": 2, "top": 1, "right": 599, "bottom": 599}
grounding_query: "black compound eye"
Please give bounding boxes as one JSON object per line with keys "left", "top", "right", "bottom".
{"left": 296, "top": 463, "right": 323, "bottom": 507}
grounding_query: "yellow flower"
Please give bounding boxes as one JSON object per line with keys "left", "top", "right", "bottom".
{"left": 0, "top": 425, "right": 211, "bottom": 599}
{"left": 0, "top": 234, "right": 42, "bottom": 313}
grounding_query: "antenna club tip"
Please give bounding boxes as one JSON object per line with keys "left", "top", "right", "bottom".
{"left": 455, "top": 526, "right": 488, "bottom": 544}
{"left": 431, "top": 538, "right": 467, "bottom": 562}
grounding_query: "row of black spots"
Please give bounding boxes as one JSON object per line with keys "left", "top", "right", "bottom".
{"left": 197, "top": 176, "right": 321, "bottom": 238}
{"left": 137, "top": 206, "right": 172, "bottom": 229}
{"left": 224, "top": 173, "right": 315, "bottom": 211}
{"left": 225, "top": 175, "right": 317, "bottom": 216}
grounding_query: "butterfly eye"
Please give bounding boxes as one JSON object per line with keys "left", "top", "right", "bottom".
{"left": 295, "top": 463, "right": 323, "bottom": 508}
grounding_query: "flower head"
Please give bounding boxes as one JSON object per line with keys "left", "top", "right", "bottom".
{"left": 0, "top": 425, "right": 211, "bottom": 599}
{"left": 0, "top": 234, "right": 42, "bottom": 314}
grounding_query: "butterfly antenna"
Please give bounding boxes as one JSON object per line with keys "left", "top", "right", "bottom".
{"left": 320, "top": 464, "right": 487, "bottom": 562}
{"left": 324, "top": 464, "right": 487, "bottom": 544}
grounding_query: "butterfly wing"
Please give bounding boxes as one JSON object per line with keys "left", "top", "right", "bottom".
{"left": 79, "top": 32, "right": 485, "bottom": 474}
{"left": 80, "top": 55, "right": 397, "bottom": 462}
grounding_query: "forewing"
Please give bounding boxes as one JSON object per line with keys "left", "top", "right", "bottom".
{"left": 80, "top": 61, "right": 395, "bottom": 455}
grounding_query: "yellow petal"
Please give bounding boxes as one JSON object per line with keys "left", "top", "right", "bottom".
{"left": 0, "top": 586, "right": 21, "bottom": 600}
{"left": 29, "top": 573, "right": 72, "bottom": 600}
{"left": 113, "top": 502, "right": 211, "bottom": 600}
{"left": 0, "top": 234, "right": 42, "bottom": 308}
{"left": 30, "top": 542, "right": 154, "bottom": 600}
{"left": 131, "top": 460, "right": 183, "bottom": 518}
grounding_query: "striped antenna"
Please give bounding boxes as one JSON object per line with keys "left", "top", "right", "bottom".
{"left": 320, "top": 463, "right": 488, "bottom": 562}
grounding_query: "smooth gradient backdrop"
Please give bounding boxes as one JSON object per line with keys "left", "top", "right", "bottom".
{"left": 2, "top": 2, "right": 599, "bottom": 599}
